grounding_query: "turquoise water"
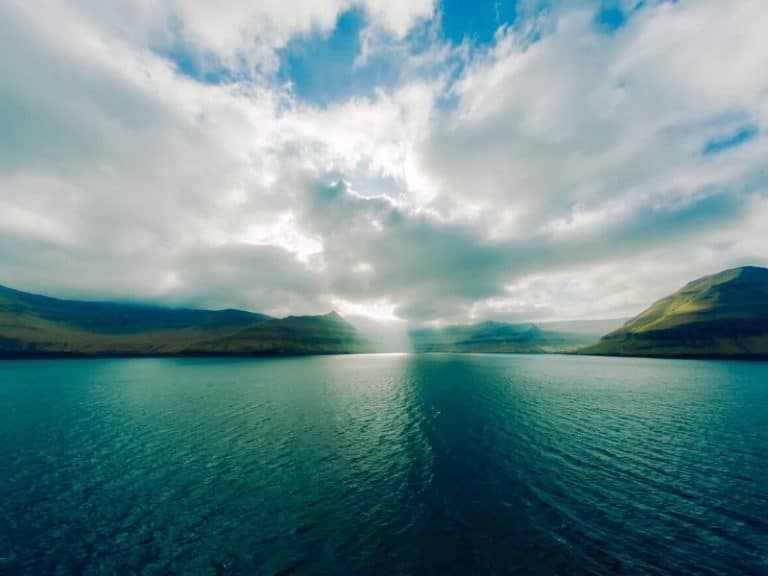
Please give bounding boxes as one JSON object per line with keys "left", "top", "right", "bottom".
{"left": 0, "top": 354, "right": 766, "bottom": 574}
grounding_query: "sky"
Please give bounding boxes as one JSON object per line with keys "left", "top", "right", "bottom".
{"left": 1, "top": 0, "right": 767, "bottom": 329}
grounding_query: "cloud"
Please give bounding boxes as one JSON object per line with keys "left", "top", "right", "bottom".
{"left": 34, "top": 0, "right": 436, "bottom": 77}
{"left": 422, "top": 1, "right": 768, "bottom": 223}
{"left": 0, "top": 0, "right": 767, "bottom": 328}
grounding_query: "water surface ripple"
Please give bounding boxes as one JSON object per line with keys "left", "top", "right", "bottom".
{"left": 0, "top": 354, "right": 766, "bottom": 574}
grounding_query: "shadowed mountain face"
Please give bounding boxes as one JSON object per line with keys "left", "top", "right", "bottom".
{"left": 582, "top": 266, "right": 768, "bottom": 358}
{"left": 410, "top": 321, "right": 596, "bottom": 353}
{"left": 0, "top": 285, "right": 369, "bottom": 358}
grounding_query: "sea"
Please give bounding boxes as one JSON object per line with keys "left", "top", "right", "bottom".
{"left": 1, "top": 354, "right": 766, "bottom": 575}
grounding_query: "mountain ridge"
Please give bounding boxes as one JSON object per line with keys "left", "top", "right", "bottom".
{"left": 0, "top": 284, "right": 369, "bottom": 358}
{"left": 409, "top": 320, "right": 596, "bottom": 353}
{"left": 581, "top": 266, "right": 768, "bottom": 358}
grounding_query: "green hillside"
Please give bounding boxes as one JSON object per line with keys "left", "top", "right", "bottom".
{"left": 0, "top": 285, "right": 369, "bottom": 358}
{"left": 581, "top": 266, "right": 768, "bottom": 358}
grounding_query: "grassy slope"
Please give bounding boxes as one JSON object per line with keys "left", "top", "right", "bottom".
{"left": 0, "top": 286, "right": 369, "bottom": 357}
{"left": 581, "top": 266, "right": 768, "bottom": 358}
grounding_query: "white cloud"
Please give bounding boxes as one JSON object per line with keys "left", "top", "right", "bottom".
{"left": 0, "top": 0, "right": 766, "bottom": 327}
{"left": 21, "top": 0, "right": 436, "bottom": 76}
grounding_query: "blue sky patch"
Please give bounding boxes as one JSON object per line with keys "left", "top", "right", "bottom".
{"left": 594, "top": 2, "right": 627, "bottom": 33}
{"left": 152, "top": 14, "right": 237, "bottom": 85}
{"left": 440, "top": 0, "right": 519, "bottom": 45}
{"left": 702, "top": 124, "right": 759, "bottom": 156}
{"left": 156, "top": 45, "right": 236, "bottom": 85}
{"left": 593, "top": 1, "right": 678, "bottom": 35}
{"left": 278, "top": 8, "right": 417, "bottom": 105}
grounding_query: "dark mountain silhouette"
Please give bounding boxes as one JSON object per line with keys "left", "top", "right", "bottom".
{"left": 0, "top": 285, "right": 369, "bottom": 358}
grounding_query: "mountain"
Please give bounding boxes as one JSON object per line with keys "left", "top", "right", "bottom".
{"left": 0, "top": 285, "right": 369, "bottom": 358}
{"left": 537, "top": 318, "right": 628, "bottom": 337}
{"left": 410, "top": 321, "right": 594, "bottom": 353}
{"left": 581, "top": 266, "right": 768, "bottom": 358}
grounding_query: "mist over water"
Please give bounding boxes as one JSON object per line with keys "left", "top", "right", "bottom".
{"left": 1, "top": 354, "right": 766, "bottom": 574}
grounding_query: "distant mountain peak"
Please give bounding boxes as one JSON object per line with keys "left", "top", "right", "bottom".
{"left": 686, "top": 265, "right": 768, "bottom": 285}
{"left": 409, "top": 319, "right": 591, "bottom": 354}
